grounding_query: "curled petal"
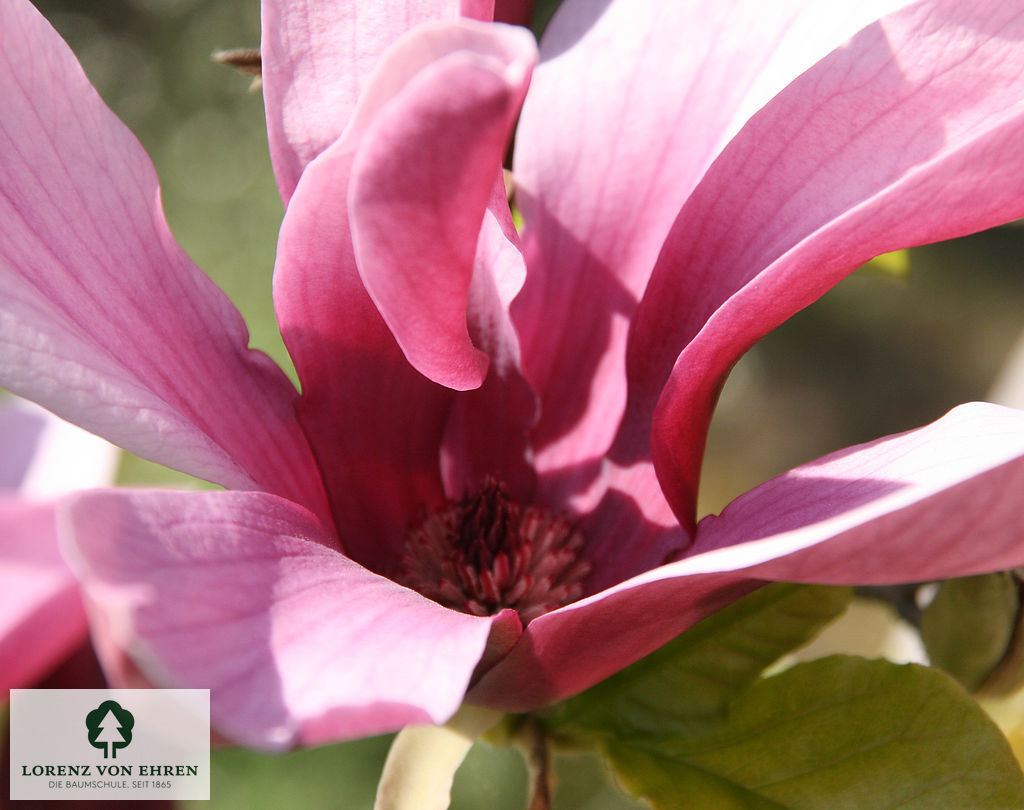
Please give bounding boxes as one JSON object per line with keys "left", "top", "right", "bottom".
{"left": 261, "top": 0, "right": 491, "bottom": 201}
{"left": 440, "top": 183, "right": 538, "bottom": 500}
{"left": 275, "top": 136, "right": 451, "bottom": 573}
{"left": 618, "top": 0, "right": 1024, "bottom": 526}
{"left": 276, "top": 23, "right": 538, "bottom": 571}
{"left": 350, "top": 21, "right": 536, "bottom": 391}
{"left": 61, "top": 489, "right": 505, "bottom": 748}
{"left": 513, "top": 0, "right": 908, "bottom": 480}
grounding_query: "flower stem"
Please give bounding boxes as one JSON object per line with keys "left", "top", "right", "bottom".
{"left": 373, "top": 704, "right": 502, "bottom": 810}
{"left": 524, "top": 717, "right": 553, "bottom": 810}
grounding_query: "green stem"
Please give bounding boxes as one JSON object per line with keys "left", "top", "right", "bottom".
{"left": 374, "top": 704, "right": 503, "bottom": 810}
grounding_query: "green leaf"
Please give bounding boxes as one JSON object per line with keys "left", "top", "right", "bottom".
{"left": 604, "top": 656, "right": 1024, "bottom": 809}
{"left": 921, "top": 573, "right": 1021, "bottom": 692}
{"left": 547, "top": 584, "right": 852, "bottom": 740}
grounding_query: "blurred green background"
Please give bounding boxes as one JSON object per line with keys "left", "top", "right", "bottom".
{"left": 22, "top": 0, "right": 1024, "bottom": 806}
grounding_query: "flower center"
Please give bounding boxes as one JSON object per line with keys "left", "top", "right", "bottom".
{"left": 396, "top": 478, "right": 590, "bottom": 624}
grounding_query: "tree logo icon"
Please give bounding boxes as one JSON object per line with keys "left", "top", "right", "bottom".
{"left": 85, "top": 700, "right": 134, "bottom": 759}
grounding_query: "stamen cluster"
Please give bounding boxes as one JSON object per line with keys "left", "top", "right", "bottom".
{"left": 397, "top": 479, "right": 590, "bottom": 624}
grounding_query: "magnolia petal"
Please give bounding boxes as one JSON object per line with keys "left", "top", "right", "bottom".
{"left": 261, "top": 0, "right": 492, "bottom": 201}
{"left": 0, "top": 399, "right": 118, "bottom": 691}
{"left": 565, "top": 459, "right": 687, "bottom": 594}
{"left": 468, "top": 569, "right": 757, "bottom": 711}
{"left": 275, "top": 136, "right": 453, "bottom": 575}
{"left": 60, "top": 489, "right": 502, "bottom": 749}
{"left": 350, "top": 22, "right": 536, "bottom": 391}
{"left": 691, "top": 403, "right": 1024, "bottom": 580}
{"left": 619, "top": 0, "right": 1024, "bottom": 525}
{"left": 513, "top": 0, "right": 910, "bottom": 478}
{"left": 0, "top": 500, "right": 88, "bottom": 693}
{"left": 276, "top": 23, "right": 538, "bottom": 570}
{"left": 0, "top": 400, "right": 47, "bottom": 491}
{"left": 472, "top": 403, "right": 1024, "bottom": 709}
{"left": 494, "top": 0, "right": 532, "bottom": 26}
{"left": 462, "top": 1, "right": 496, "bottom": 20}
{"left": 439, "top": 182, "right": 538, "bottom": 500}
{"left": 1, "top": 398, "right": 120, "bottom": 498}
{"left": 0, "top": 1, "right": 328, "bottom": 518}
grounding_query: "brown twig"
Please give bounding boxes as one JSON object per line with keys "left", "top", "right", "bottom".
{"left": 211, "top": 48, "right": 261, "bottom": 76}
{"left": 211, "top": 48, "right": 262, "bottom": 92}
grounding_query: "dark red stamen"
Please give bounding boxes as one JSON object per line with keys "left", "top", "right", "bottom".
{"left": 396, "top": 478, "right": 589, "bottom": 624}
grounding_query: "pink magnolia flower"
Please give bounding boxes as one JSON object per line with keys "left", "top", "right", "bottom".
{"left": 3, "top": 0, "right": 1024, "bottom": 748}
{"left": 0, "top": 399, "right": 118, "bottom": 692}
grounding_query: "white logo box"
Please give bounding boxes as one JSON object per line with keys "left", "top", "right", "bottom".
{"left": 9, "top": 689, "right": 210, "bottom": 801}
